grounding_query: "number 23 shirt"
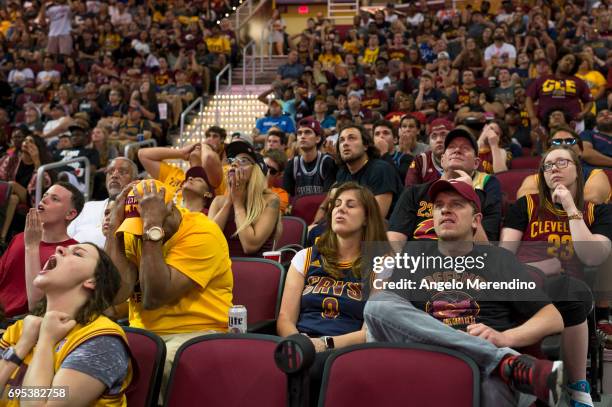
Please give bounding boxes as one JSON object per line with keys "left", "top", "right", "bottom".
{"left": 503, "top": 194, "right": 612, "bottom": 277}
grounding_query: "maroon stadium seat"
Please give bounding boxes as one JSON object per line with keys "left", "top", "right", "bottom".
{"left": 495, "top": 169, "right": 536, "bottom": 215}
{"left": 291, "top": 193, "right": 327, "bottom": 225}
{"left": 276, "top": 216, "right": 306, "bottom": 249}
{"left": 319, "top": 343, "right": 480, "bottom": 407}
{"left": 164, "top": 334, "right": 286, "bottom": 407}
{"left": 124, "top": 327, "right": 166, "bottom": 407}
{"left": 510, "top": 156, "right": 541, "bottom": 170}
{"left": 231, "top": 257, "right": 285, "bottom": 333}
{"left": 604, "top": 169, "right": 612, "bottom": 187}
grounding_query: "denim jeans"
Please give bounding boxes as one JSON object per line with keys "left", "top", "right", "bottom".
{"left": 364, "top": 291, "right": 535, "bottom": 407}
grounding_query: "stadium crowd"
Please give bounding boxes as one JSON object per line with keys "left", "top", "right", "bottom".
{"left": 0, "top": 0, "right": 612, "bottom": 405}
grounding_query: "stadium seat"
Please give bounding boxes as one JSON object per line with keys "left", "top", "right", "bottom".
{"left": 276, "top": 216, "right": 307, "bottom": 265}
{"left": 495, "top": 169, "right": 536, "bottom": 215}
{"left": 124, "top": 327, "right": 166, "bottom": 407}
{"left": 291, "top": 193, "right": 327, "bottom": 225}
{"left": 509, "top": 156, "right": 541, "bottom": 170}
{"left": 604, "top": 169, "right": 612, "bottom": 187}
{"left": 276, "top": 216, "right": 307, "bottom": 249}
{"left": 164, "top": 334, "right": 286, "bottom": 407}
{"left": 318, "top": 343, "right": 480, "bottom": 407}
{"left": 231, "top": 257, "right": 285, "bottom": 333}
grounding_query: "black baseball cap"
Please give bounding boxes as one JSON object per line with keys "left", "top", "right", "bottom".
{"left": 443, "top": 126, "right": 478, "bottom": 152}
{"left": 226, "top": 140, "right": 267, "bottom": 175}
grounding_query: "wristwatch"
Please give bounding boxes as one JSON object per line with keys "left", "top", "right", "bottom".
{"left": 2, "top": 347, "right": 23, "bottom": 366}
{"left": 567, "top": 212, "right": 583, "bottom": 221}
{"left": 321, "top": 336, "right": 335, "bottom": 350}
{"left": 143, "top": 226, "right": 165, "bottom": 242}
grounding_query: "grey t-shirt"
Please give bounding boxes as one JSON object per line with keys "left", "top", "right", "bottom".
{"left": 61, "top": 335, "right": 129, "bottom": 395}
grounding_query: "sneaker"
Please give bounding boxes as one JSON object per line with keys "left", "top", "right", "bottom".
{"left": 567, "top": 380, "right": 594, "bottom": 407}
{"left": 499, "top": 354, "right": 563, "bottom": 406}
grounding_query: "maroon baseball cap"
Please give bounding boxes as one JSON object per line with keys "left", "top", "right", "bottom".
{"left": 184, "top": 166, "right": 215, "bottom": 197}
{"left": 429, "top": 118, "right": 454, "bottom": 134}
{"left": 428, "top": 179, "right": 481, "bottom": 213}
{"left": 298, "top": 117, "right": 322, "bottom": 137}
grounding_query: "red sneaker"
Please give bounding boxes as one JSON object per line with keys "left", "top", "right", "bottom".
{"left": 597, "top": 320, "right": 612, "bottom": 336}
{"left": 499, "top": 354, "right": 563, "bottom": 406}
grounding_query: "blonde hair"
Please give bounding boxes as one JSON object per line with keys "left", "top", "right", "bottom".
{"left": 234, "top": 164, "right": 282, "bottom": 239}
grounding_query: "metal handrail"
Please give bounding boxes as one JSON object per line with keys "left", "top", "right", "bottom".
{"left": 215, "top": 63, "right": 232, "bottom": 95}
{"left": 123, "top": 139, "right": 157, "bottom": 158}
{"left": 36, "top": 157, "right": 91, "bottom": 205}
{"left": 242, "top": 40, "right": 257, "bottom": 88}
{"left": 179, "top": 97, "right": 203, "bottom": 146}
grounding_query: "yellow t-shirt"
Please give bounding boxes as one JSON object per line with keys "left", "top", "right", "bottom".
{"left": 205, "top": 35, "right": 231, "bottom": 55}
{"left": 124, "top": 209, "right": 233, "bottom": 335}
{"left": 576, "top": 71, "right": 606, "bottom": 114}
{"left": 158, "top": 161, "right": 227, "bottom": 205}
{"left": 342, "top": 40, "right": 361, "bottom": 55}
{"left": 318, "top": 53, "right": 342, "bottom": 71}
{"left": 1, "top": 316, "right": 132, "bottom": 407}
{"left": 362, "top": 47, "right": 379, "bottom": 65}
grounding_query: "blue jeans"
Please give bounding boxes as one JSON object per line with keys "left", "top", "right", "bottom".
{"left": 364, "top": 291, "right": 535, "bottom": 407}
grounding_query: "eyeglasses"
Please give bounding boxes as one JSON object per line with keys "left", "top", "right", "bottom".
{"left": 549, "top": 138, "right": 577, "bottom": 147}
{"left": 106, "top": 167, "right": 131, "bottom": 176}
{"left": 228, "top": 157, "right": 254, "bottom": 167}
{"left": 542, "top": 158, "right": 574, "bottom": 172}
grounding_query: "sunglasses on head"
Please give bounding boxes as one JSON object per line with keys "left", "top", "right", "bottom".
{"left": 549, "top": 138, "right": 577, "bottom": 147}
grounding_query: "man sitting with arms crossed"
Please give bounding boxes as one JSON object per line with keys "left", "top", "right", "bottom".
{"left": 388, "top": 126, "right": 502, "bottom": 242}
{"left": 366, "top": 179, "right": 564, "bottom": 406}
{"left": 105, "top": 179, "right": 233, "bottom": 397}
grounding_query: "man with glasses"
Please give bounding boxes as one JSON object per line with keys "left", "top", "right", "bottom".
{"left": 405, "top": 119, "right": 453, "bottom": 185}
{"left": 68, "top": 157, "right": 138, "bottom": 248}
{"left": 388, "top": 126, "right": 502, "bottom": 242}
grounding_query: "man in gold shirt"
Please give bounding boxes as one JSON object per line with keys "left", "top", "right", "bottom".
{"left": 105, "top": 179, "right": 233, "bottom": 395}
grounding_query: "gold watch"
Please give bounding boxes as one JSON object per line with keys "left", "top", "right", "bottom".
{"left": 567, "top": 213, "right": 583, "bottom": 221}
{"left": 143, "top": 226, "right": 165, "bottom": 242}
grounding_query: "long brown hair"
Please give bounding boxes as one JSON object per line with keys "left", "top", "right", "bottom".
{"left": 34, "top": 243, "right": 121, "bottom": 325}
{"left": 316, "top": 182, "right": 388, "bottom": 279}
{"left": 537, "top": 146, "right": 584, "bottom": 218}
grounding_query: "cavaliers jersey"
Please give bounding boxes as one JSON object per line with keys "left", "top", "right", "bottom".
{"left": 296, "top": 246, "right": 365, "bottom": 337}
{"left": 405, "top": 150, "right": 443, "bottom": 186}
{"left": 1, "top": 316, "right": 132, "bottom": 407}
{"left": 388, "top": 46, "right": 409, "bottom": 61}
{"left": 504, "top": 194, "right": 612, "bottom": 277}
{"left": 478, "top": 147, "right": 513, "bottom": 174}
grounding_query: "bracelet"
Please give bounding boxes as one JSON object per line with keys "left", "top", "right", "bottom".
{"left": 567, "top": 212, "right": 583, "bottom": 221}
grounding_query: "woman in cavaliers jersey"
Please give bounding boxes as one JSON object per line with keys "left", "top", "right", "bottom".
{"left": 0, "top": 243, "right": 132, "bottom": 406}
{"left": 277, "top": 182, "right": 388, "bottom": 351}
{"left": 517, "top": 127, "right": 611, "bottom": 204}
{"left": 501, "top": 146, "right": 612, "bottom": 406}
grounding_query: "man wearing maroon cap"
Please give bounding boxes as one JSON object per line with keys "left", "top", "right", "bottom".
{"left": 388, "top": 126, "right": 502, "bottom": 242}
{"left": 365, "top": 178, "right": 565, "bottom": 406}
{"left": 405, "top": 118, "right": 454, "bottom": 185}
{"left": 283, "top": 117, "right": 337, "bottom": 198}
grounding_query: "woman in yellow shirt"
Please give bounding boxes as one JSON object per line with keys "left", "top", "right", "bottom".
{"left": 576, "top": 54, "right": 607, "bottom": 113}
{"left": 0, "top": 243, "right": 132, "bottom": 406}
{"left": 318, "top": 39, "right": 343, "bottom": 73}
